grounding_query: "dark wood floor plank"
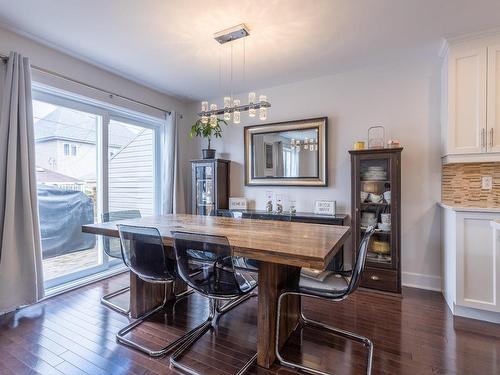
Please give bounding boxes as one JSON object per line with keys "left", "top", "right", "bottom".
{"left": 55, "top": 360, "right": 90, "bottom": 375}
{"left": 2, "top": 274, "right": 500, "bottom": 375}
{"left": 0, "top": 347, "right": 43, "bottom": 375}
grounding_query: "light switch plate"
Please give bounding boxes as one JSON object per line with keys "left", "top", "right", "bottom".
{"left": 482, "top": 176, "right": 493, "bottom": 190}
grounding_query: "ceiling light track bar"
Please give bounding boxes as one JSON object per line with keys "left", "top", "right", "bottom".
{"left": 198, "top": 101, "right": 271, "bottom": 117}
{"left": 213, "top": 24, "right": 250, "bottom": 44}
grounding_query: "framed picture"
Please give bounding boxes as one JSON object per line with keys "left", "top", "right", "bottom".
{"left": 314, "top": 200, "right": 336, "bottom": 216}
{"left": 229, "top": 197, "right": 247, "bottom": 210}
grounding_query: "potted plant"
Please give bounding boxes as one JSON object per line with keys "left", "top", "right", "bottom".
{"left": 189, "top": 118, "right": 227, "bottom": 159}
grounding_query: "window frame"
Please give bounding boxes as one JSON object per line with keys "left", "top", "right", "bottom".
{"left": 32, "top": 82, "right": 167, "bottom": 290}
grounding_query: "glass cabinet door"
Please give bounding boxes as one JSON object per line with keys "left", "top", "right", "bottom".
{"left": 358, "top": 157, "right": 394, "bottom": 268}
{"left": 194, "top": 164, "right": 214, "bottom": 215}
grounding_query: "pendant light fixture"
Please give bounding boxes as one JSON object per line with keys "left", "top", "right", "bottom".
{"left": 198, "top": 24, "right": 271, "bottom": 124}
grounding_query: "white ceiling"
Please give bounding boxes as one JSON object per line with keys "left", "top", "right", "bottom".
{"left": 1, "top": 0, "right": 500, "bottom": 101}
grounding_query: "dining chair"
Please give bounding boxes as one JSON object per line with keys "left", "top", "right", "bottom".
{"left": 116, "top": 225, "right": 199, "bottom": 357}
{"left": 275, "top": 225, "right": 376, "bottom": 375}
{"left": 100, "top": 210, "right": 141, "bottom": 315}
{"left": 215, "top": 210, "right": 259, "bottom": 271}
{"left": 170, "top": 231, "right": 258, "bottom": 375}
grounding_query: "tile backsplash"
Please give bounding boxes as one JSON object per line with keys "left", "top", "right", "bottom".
{"left": 442, "top": 162, "right": 500, "bottom": 207}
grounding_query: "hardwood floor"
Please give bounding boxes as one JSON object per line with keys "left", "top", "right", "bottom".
{"left": 0, "top": 273, "right": 499, "bottom": 375}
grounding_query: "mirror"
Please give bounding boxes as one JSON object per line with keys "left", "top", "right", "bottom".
{"left": 244, "top": 117, "right": 327, "bottom": 186}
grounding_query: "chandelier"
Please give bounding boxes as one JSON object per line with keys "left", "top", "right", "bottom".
{"left": 198, "top": 24, "right": 271, "bottom": 126}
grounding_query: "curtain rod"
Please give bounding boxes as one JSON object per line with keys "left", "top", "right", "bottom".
{"left": 0, "top": 53, "right": 171, "bottom": 115}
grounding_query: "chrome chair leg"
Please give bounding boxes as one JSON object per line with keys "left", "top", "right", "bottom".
{"left": 275, "top": 292, "right": 373, "bottom": 375}
{"left": 116, "top": 286, "right": 196, "bottom": 357}
{"left": 170, "top": 296, "right": 257, "bottom": 375}
{"left": 101, "top": 286, "right": 130, "bottom": 315}
{"left": 216, "top": 292, "right": 257, "bottom": 315}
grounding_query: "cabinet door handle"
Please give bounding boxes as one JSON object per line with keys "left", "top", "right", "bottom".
{"left": 370, "top": 275, "right": 380, "bottom": 281}
{"left": 490, "top": 128, "right": 494, "bottom": 149}
{"left": 482, "top": 128, "right": 486, "bottom": 149}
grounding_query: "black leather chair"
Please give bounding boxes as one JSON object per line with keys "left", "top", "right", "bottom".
{"left": 100, "top": 210, "right": 141, "bottom": 315}
{"left": 170, "top": 231, "right": 258, "bottom": 375}
{"left": 116, "top": 225, "right": 199, "bottom": 357}
{"left": 275, "top": 225, "right": 376, "bottom": 375}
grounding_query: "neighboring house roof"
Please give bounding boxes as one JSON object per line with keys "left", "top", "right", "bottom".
{"left": 36, "top": 166, "right": 84, "bottom": 184}
{"left": 34, "top": 108, "right": 136, "bottom": 148}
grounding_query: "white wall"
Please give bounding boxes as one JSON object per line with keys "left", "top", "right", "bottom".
{"left": 0, "top": 26, "right": 197, "bottom": 212}
{"left": 186, "top": 44, "right": 443, "bottom": 289}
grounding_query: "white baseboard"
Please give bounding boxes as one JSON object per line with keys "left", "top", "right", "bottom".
{"left": 454, "top": 305, "right": 500, "bottom": 324}
{"left": 402, "top": 272, "right": 442, "bottom": 292}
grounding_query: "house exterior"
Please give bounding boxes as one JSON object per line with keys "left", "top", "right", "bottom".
{"left": 34, "top": 107, "right": 133, "bottom": 182}
{"left": 34, "top": 106, "right": 155, "bottom": 216}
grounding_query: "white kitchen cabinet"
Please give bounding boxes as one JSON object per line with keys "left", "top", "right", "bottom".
{"left": 442, "top": 33, "right": 500, "bottom": 163}
{"left": 441, "top": 205, "right": 500, "bottom": 323}
{"left": 487, "top": 43, "right": 500, "bottom": 152}
{"left": 446, "top": 46, "right": 487, "bottom": 155}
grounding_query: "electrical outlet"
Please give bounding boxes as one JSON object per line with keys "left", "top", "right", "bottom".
{"left": 482, "top": 176, "right": 493, "bottom": 190}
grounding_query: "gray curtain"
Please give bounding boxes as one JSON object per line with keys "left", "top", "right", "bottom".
{"left": 0, "top": 52, "right": 44, "bottom": 313}
{"left": 161, "top": 111, "right": 185, "bottom": 214}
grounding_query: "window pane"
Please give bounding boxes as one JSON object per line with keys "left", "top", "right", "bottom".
{"left": 108, "top": 119, "right": 155, "bottom": 216}
{"left": 33, "top": 99, "right": 100, "bottom": 281}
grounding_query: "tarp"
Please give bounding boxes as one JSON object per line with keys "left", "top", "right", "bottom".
{"left": 37, "top": 185, "right": 96, "bottom": 259}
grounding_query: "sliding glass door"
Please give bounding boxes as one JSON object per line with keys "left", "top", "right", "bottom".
{"left": 32, "top": 89, "right": 162, "bottom": 289}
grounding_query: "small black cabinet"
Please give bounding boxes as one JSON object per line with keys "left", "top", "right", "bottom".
{"left": 191, "top": 159, "right": 230, "bottom": 216}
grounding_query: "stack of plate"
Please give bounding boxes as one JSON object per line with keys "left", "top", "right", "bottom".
{"left": 362, "top": 166, "right": 387, "bottom": 181}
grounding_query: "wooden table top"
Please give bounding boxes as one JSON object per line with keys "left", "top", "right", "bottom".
{"left": 82, "top": 214, "right": 351, "bottom": 269}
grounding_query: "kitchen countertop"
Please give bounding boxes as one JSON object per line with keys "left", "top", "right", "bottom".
{"left": 439, "top": 202, "right": 500, "bottom": 213}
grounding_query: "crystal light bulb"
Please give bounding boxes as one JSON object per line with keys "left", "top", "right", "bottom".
{"left": 248, "top": 92, "right": 256, "bottom": 118}
{"left": 210, "top": 104, "right": 217, "bottom": 127}
{"left": 223, "top": 97, "right": 231, "bottom": 121}
{"left": 259, "top": 95, "right": 267, "bottom": 120}
{"left": 201, "top": 101, "right": 209, "bottom": 124}
{"left": 233, "top": 99, "right": 241, "bottom": 124}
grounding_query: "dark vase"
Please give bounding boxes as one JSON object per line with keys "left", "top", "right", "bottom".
{"left": 202, "top": 149, "right": 216, "bottom": 159}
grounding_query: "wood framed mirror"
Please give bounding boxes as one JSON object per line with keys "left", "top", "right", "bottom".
{"left": 244, "top": 117, "right": 327, "bottom": 186}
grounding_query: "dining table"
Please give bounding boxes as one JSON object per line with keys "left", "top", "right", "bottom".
{"left": 82, "top": 213, "right": 351, "bottom": 369}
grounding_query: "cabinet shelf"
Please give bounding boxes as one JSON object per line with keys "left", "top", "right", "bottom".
{"left": 361, "top": 202, "right": 390, "bottom": 207}
{"left": 361, "top": 226, "right": 391, "bottom": 234}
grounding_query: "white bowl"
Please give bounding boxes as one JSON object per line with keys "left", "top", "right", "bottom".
{"left": 370, "top": 194, "right": 383, "bottom": 203}
{"left": 381, "top": 213, "right": 391, "bottom": 224}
